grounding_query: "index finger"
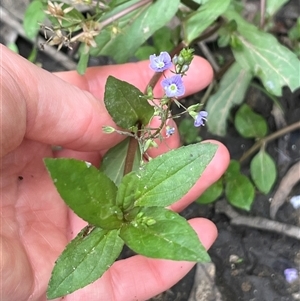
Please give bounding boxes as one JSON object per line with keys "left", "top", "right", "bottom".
{"left": 1, "top": 45, "right": 212, "bottom": 156}
{"left": 55, "top": 55, "right": 213, "bottom": 152}
{"left": 55, "top": 55, "right": 213, "bottom": 100}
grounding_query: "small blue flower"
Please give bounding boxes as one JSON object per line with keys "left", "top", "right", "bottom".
{"left": 284, "top": 268, "right": 298, "bottom": 283}
{"left": 166, "top": 126, "right": 175, "bottom": 138}
{"left": 161, "top": 75, "right": 185, "bottom": 98}
{"left": 194, "top": 111, "right": 208, "bottom": 127}
{"left": 149, "top": 52, "right": 172, "bottom": 72}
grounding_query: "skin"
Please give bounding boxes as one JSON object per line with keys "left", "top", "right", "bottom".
{"left": 0, "top": 45, "right": 230, "bottom": 301}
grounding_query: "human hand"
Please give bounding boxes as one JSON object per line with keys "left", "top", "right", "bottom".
{"left": 0, "top": 45, "right": 229, "bottom": 301}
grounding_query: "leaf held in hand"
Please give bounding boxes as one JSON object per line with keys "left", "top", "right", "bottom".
{"left": 131, "top": 143, "right": 218, "bottom": 207}
{"left": 116, "top": 172, "right": 139, "bottom": 212}
{"left": 120, "top": 207, "right": 210, "bottom": 262}
{"left": 44, "top": 158, "right": 123, "bottom": 229}
{"left": 100, "top": 138, "right": 141, "bottom": 186}
{"left": 104, "top": 76, "right": 154, "bottom": 129}
{"left": 47, "top": 227, "right": 124, "bottom": 299}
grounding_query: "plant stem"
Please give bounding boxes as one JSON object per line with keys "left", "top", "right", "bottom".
{"left": 147, "top": 41, "right": 188, "bottom": 90}
{"left": 191, "top": 18, "right": 225, "bottom": 45}
{"left": 259, "top": 0, "right": 266, "bottom": 29}
{"left": 123, "top": 41, "right": 189, "bottom": 175}
{"left": 250, "top": 82, "right": 283, "bottom": 111}
{"left": 100, "top": 0, "right": 153, "bottom": 28}
{"left": 239, "top": 121, "right": 300, "bottom": 163}
{"left": 200, "top": 80, "right": 215, "bottom": 106}
{"left": 124, "top": 135, "right": 139, "bottom": 175}
{"left": 214, "top": 58, "right": 235, "bottom": 80}
{"left": 65, "top": 0, "right": 153, "bottom": 39}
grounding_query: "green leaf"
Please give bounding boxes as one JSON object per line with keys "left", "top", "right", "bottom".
{"left": 104, "top": 76, "right": 154, "bottom": 129}
{"left": 135, "top": 45, "right": 157, "bottom": 60}
{"left": 23, "top": 0, "right": 46, "bottom": 39}
{"left": 7, "top": 42, "right": 19, "bottom": 53}
{"left": 224, "top": 9, "right": 300, "bottom": 96}
{"left": 225, "top": 160, "right": 241, "bottom": 175}
{"left": 288, "top": 18, "right": 300, "bottom": 40}
{"left": 91, "top": 0, "right": 180, "bottom": 62}
{"left": 234, "top": 104, "right": 268, "bottom": 138}
{"left": 179, "top": 118, "right": 202, "bottom": 144}
{"left": 152, "top": 26, "right": 174, "bottom": 53}
{"left": 109, "top": 0, "right": 134, "bottom": 6}
{"left": 225, "top": 173, "right": 255, "bottom": 211}
{"left": 133, "top": 143, "right": 218, "bottom": 207}
{"left": 47, "top": 227, "right": 124, "bottom": 299}
{"left": 206, "top": 62, "right": 252, "bottom": 136}
{"left": 196, "top": 179, "right": 223, "bottom": 204}
{"left": 183, "top": 0, "right": 230, "bottom": 44}
{"left": 27, "top": 47, "right": 38, "bottom": 63}
{"left": 120, "top": 207, "right": 210, "bottom": 262}
{"left": 218, "top": 33, "right": 231, "bottom": 48}
{"left": 100, "top": 138, "right": 141, "bottom": 186}
{"left": 98, "top": 0, "right": 141, "bottom": 21}
{"left": 135, "top": 26, "right": 174, "bottom": 60}
{"left": 116, "top": 172, "right": 139, "bottom": 212}
{"left": 266, "top": 0, "right": 289, "bottom": 17}
{"left": 250, "top": 150, "right": 277, "bottom": 194}
{"left": 44, "top": 158, "right": 123, "bottom": 230}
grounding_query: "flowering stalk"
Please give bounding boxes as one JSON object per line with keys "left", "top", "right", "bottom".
{"left": 123, "top": 48, "right": 208, "bottom": 175}
{"left": 43, "top": 0, "right": 153, "bottom": 51}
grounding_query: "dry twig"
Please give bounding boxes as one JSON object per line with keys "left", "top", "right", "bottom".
{"left": 0, "top": 5, "right": 77, "bottom": 70}
{"left": 270, "top": 160, "right": 300, "bottom": 219}
{"left": 216, "top": 200, "right": 300, "bottom": 240}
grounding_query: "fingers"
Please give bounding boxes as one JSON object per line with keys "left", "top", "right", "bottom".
{"left": 55, "top": 55, "right": 213, "bottom": 99}
{"left": 65, "top": 218, "right": 217, "bottom": 301}
{"left": 1, "top": 45, "right": 111, "bottom": 155}
{"left": 107, "top": 219, "right": 217, "bottom": 301}
{"left": 1, "top": 45, "right": 212, "bottom": 156}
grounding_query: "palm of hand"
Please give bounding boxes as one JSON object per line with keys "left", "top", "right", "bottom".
{"left": 1, "top": 139, "right": 70, "bottom": 301}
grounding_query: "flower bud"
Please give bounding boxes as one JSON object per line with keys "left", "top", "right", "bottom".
{"left": 146, "top": 218, "right": 156, "bottom": 226}
{"left": 177, "top": 55, "right": 185, "bottom": 66}
{"left": 147, "top": 85, "right": 153, "bottom": 98}
{"left": 102, "top": 126, "right": 115, "bottom": 133}
{"left": 187, "top": 104, "right": 201, "bottom": 112}
{"left": 181, "top": 64, "right": 189, "bottom": 73}
{"left": 172, "top": 54, "right": 178, "bottom": 65}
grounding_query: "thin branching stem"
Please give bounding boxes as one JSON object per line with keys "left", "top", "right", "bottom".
{"left": 239, "top": 121, "right": 300, "bottom": 163}
{"left": 259, "top": 0, "right": 266, "bottom": 29}
{"left": 124, "top": 42, "right": 189, "bottom": 175}
{"left": 100, "top": 0, "right": 153, "bottom": 28}
{"left": 55, "top": 0, "right": 153, "bottom": 41}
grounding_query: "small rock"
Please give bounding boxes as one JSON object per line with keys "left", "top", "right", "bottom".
{"left": 188, "top": 263, "right": 223, "bottom": 301}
